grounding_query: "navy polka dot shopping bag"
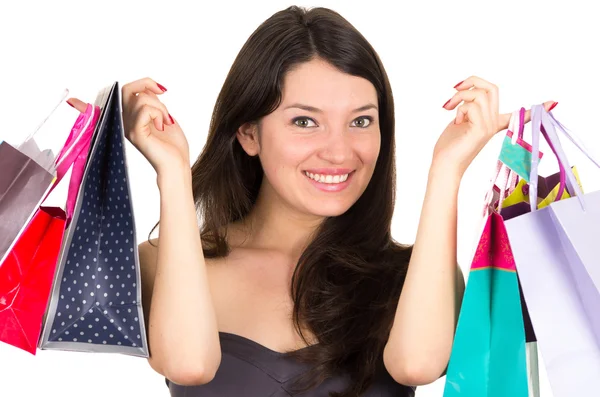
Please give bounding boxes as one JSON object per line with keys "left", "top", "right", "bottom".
{"left": 38, "top": 82, "right": 148, "bottom": 357}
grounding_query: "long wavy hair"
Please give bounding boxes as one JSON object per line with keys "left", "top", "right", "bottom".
{"left": 153, "top": 5, "right": 413, "bottom": 396}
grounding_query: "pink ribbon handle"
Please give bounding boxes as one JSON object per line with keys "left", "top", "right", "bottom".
{"left": 47, "top": 103, "right": 100, "bottom": 220}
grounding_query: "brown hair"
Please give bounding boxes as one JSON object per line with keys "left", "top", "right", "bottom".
{"left": 152, "top": 5, "right": 412, "bottom": 396}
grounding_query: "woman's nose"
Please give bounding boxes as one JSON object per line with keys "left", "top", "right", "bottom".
{"left": 317, "top": 127, "right": 353, "bottom": 164}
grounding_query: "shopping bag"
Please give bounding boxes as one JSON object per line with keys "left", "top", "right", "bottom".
{"left": 14, "top": 89, "right": 70, "bottom": 172}
{"left": 0, "top": 102, "right": 100, "bottom": 354}
{"left": 499, "top": 108, "right": 580, "bottom": 347}
{"left": 444, "top": 110, "right": 529, "bottom": 397}
{"left": 500, "top": 168, "right": 583, "bottom": 346}
{"left": 39, "top": 82, "right": 148, "bottom": 357}
{"left": 0, "top": 143, "right": 55, "bottom": 267}
{"left": 501, "top": 167, "right": 583, "bottom": 221}
{"left": 483, "top": 108, "right": 543, "bottom": 217}
{"left": 443, "top": 211, "right": 528, "bottom": 397}
{"left": 505, "top": 104, "right": 600, "bottom": 397}
{"left": 0, "top": 92, "right": 74, "bottom": 266}
{"left": 0, "top": 207, "right": 65, "bottom": 354}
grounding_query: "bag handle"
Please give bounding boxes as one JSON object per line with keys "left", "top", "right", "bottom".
{"left": 484, "top": 110, "right": 524, "bottom": 212}
{"left": 529, "top": 105, "right": 585, "bottom": 212}
{"left": 44, "top": 103, "right": 98, "bottom": 198}
{"left": 16, "top": 89, "right": 69, "bottom": 149}
{"left": 547, "top": 110, "right": 600, "bottom": 169}
{"left": 511, "top": 106, "right": 567, "bottom": 203}
{"left": 509, "top": 107, "right": 527, "bottom": 144}
{"left": 54, "top": 103, "right": 97, "bottom": 175}
{"left": 543, "top": 107, "right": 600, "bottom": 201}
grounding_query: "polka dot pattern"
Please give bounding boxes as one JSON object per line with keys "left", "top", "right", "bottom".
{"left": 42, "top": 83, "right": 147, "bottom": 356}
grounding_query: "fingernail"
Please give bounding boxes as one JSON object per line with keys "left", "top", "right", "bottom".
{"left": 168, "top": 114, "right": 174, "bottom": 124}
{"left": 549, "top": 101, "right": 558, "bottom": 111}
{"left": 157, "top": 83, "right": 167, "bottom": 92}
{"left": 442, "top": 99, "right": 451, "bottom": 108}
{"left": 67, "top": 100, "right": 75, "bottom": 108}
{"left": 454, "top": 80, "right": 464, "bottom": 89}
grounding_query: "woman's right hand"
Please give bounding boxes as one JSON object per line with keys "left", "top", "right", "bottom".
{"left": 67, "top": 77, "right": 190, "bottom": 175}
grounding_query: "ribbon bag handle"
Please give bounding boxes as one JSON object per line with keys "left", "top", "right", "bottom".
{"left": 483, "top": 110, "right": 524, "bottom": 213}
{"left": 509, "top": 107, "right": 527, "bottom": 144}
{"left": 43, "top": 103, "right": 99, "bottom": 201}
{"left": 529, "top": 105, "right": 585, "bottom": 212}
{"left": 54, "top": 103, "right": 97, "bottom": 176}
{"left": 547, "top": 111, "right": 600, "bottom": 169}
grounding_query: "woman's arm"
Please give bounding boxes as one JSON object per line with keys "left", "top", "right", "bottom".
{"left": 140, "top": 165, "right": 221, "bottom": 386}
{"left": 383, "top": 162, "right": 464, "bottom": 386}
{"left": 382, "top": 75, "right": 554, "bottom": 386}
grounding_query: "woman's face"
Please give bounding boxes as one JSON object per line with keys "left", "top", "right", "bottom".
{"left": 239, "top": 58, "right": 381, "bottom": 218}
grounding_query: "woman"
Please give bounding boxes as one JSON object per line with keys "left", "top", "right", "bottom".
{"left": 67, "top": 5, "right": 555, "bottom": 397}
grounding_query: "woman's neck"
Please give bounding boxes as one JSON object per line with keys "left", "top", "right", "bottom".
{"left": 233, "top": 182, "right": 324, "bottom": 259}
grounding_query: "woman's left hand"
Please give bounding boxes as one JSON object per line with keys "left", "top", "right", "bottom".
{"left": 433, "top": 75, "right": 557, "bottom": 177}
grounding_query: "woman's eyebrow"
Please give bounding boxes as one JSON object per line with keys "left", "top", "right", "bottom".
{"left": 283, "top": 103, "right": 378, "bottom": 113}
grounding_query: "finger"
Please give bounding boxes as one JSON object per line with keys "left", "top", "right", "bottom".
{"left": 134, "top": 91, "right": 173, "bottom": 125}
{"left": 454, "top": 76, "right": 498, "bottom": 94}
{"left": 444, "top": 88, "right": 493, "bottom": 134}
{"left": 66, "top": 97, "right": 87, "bottom": 113}
{"left": 455, "top": 76, "right": 499, "bottom": 119}
{"left": 130, "top": 104, "right": 166, "bottom": 144}
{"left": 455, "top": 102, "right": 484, "bottom": 128}
{"left": 497, "top": 101, "right": 557, "bottom": 131}
{"left": 122, "top": 77, "right": 167, "bottom": 109}
{"left": 443, "top": 88, "right": 489, "bottom": 111}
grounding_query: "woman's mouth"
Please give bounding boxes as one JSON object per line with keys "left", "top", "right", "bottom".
{"left": 302, "top": 170, "right": 355, "bottom": 192}
{"left": 303, "top": 171, "right": 350, "bottom": 184}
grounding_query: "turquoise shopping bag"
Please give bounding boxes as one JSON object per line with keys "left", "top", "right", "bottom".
{"left": 443, "top": 211, "right": 528, "bottom": 397}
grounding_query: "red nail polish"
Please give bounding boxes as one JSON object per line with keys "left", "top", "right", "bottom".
{"left": 454, "top": 81, "right": 464, "bottom": 89}
{"left": 549, "top": 102, "right": 558, "bottom": 111}
{"left": 168, "top": 114, "right": 174, "bottom": 124}
{"left": 67, "top": 100, "right": 75, "bottom": 108}
{"left": 443, "top": 99, "right": 451, "bottom": 108}
{"left": 157, "top": 83, "right": 167, "bottom": 92}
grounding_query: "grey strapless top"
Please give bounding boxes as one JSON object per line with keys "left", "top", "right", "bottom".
{"left": 166, "top": 332, "right": 415, "bottom": 396}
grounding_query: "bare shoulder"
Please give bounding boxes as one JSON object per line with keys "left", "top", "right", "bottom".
{"left": 139, "top": 238, "right": 159, "bottom": 261}
{"left": 138, "top": 239, "right": 159, "bottom": 328}
{"left": 139, "top": 236, "right": 159, "bottom": 256}
{"left": 139, "top": 238, "right": 159, "bottom": 282}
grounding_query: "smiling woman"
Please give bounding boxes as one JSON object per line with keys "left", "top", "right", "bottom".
{"left": 63, "top": 4, "right": 555, "bottom": 397}
{"left": 177, "top": 7, "right": 414, "bottom": 395}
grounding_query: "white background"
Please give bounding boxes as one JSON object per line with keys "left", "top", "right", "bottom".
{"left": 1, "top": 0, "right": 599, "bottom": 396}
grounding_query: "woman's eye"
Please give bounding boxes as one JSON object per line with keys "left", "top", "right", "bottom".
{"left": 293, "top": 117, "right": 317, "bottom": 128}
{"left": 352, "top": 116, "right": 373, "bottom": 128}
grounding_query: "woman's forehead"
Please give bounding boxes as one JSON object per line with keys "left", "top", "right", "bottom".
{"left": 280, "top": 59, "right": 378, "bottom": 110}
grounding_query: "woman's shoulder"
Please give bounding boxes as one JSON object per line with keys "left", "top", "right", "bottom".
{"left": 138, "top": 237, "right": 222, "bottom": 267}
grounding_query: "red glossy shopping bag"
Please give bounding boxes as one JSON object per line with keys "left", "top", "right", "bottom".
{"left": 0, "top": 206, "right": 65, "bottom": 354}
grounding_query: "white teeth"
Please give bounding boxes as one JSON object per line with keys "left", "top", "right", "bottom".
{"left": 304, "top": 171, "right": 350, "bottom": 184}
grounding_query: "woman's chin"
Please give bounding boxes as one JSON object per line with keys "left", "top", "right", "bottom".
{"left": 304, "top": 201, "right": 355, "bottom": 218}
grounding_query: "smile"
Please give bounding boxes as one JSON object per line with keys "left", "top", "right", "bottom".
{"left": 302, "top": 169, "right": 355, "bottom": 193}
{"left": 303, "top": 171, "right": 350, "bottom": 184}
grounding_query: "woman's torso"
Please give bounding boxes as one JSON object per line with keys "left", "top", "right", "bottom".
{"left": 166, "top": 247, "right": 414, "bottom": 396}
